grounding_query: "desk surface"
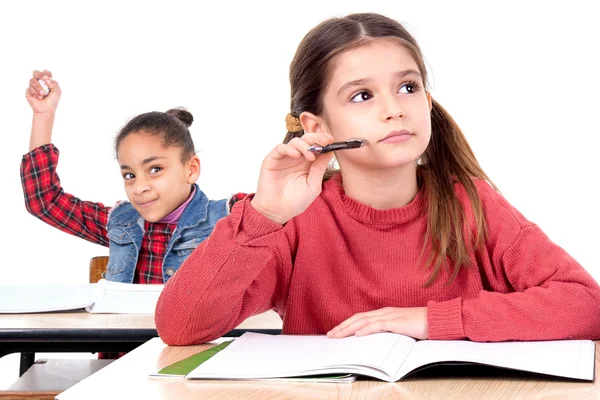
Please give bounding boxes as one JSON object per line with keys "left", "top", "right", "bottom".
{"left": 57, "top": 337, "right": 600, "bottom": 400}
{"left": 0, "top": 310, "right": 282, "bottom": 330}
{"left": 0, "top": 311, "right": 282, "bottom": 363}
{"left": 0, "top": 312, "right": 155, "bottom": 330}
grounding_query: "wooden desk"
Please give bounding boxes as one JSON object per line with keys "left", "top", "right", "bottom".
{"left": 56, "top": 338, "right": 600, "bottom": 400}
{"left": 0, "top": 311, "right": 282, "bottom": 375}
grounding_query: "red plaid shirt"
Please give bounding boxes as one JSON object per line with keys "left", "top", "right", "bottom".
{"left": 21, "top": 144, "right": 246, "bottom": 284}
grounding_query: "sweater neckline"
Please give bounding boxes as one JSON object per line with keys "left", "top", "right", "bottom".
{"left": 323, "top": 173, "right": 425, "bottom": 225}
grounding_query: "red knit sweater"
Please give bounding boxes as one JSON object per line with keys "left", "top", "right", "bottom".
{"left": 155, "top": 175, "right": 600, "bottom": 345}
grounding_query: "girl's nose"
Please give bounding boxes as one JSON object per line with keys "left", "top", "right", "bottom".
{"left": 382, "top": 94, "right": 406, "bottom": 121}
{"left": 132, "top": 178, "right": 151, "bottom": 195}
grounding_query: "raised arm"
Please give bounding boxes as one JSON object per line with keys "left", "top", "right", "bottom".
{"left": 21, "top": 70, "right": 110, "bottom": 246}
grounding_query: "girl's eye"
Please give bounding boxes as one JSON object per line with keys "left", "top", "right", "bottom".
{"left": 123, "top": 173, "right": 134, "bottom": 180}
{"left": 399, "top": 81, "right": 421, "bottom": 94}
{"left": 350, "top": 91, "right": 372, "bottom": 103}
{"left": 149, "top": 166, "right": 162, "bottom": 174}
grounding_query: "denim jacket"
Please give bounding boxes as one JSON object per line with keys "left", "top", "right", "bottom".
{"left": 105, "top": 184, "right": 228, "bottom": 283}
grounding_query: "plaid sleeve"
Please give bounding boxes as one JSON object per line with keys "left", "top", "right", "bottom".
{"left": 227, "top": 192, "right": 248, "bottom": 213}
{"left": 20, "top": 144, "right": 110, "bottom": 247}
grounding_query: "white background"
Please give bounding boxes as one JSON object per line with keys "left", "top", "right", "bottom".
{"left": 0, "top": 0, "right": 599, "bottom": 388}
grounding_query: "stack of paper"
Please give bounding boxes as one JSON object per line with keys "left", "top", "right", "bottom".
{"left": 0, "top": 279, "right": 163, "bottom": 314}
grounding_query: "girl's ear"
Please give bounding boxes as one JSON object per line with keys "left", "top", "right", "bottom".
{"left": 186, "top": 155, "right": 201, "bottom": 184}
{"left": 427, "top": 91, "right": 433, "bottom": 112}
{"left": 299, "top": 111, "right": 328, "bottom": 134}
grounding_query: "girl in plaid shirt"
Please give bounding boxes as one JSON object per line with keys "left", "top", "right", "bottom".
{"left": 21, "top": 70, "right": 243, "bottom": 287}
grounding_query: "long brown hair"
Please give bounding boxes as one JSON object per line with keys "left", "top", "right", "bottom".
{"left": 284, "top": 13, "right": 497, "bottom": 285}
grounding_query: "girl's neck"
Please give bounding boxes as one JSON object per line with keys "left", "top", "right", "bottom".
{"left": 157, "top": 185, "right": 196, "bottom": 224}
{"left": 339, "top": 164, "right": 418, "bottom": 210}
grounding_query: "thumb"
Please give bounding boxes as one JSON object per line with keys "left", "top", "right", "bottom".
{"left": 307, "top": 152, "right": 334, "bottom": 193}
{"left": 43, "top": 78, "right": 61, "bottom": 95}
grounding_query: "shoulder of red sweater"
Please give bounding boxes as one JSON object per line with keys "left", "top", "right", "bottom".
{"left": 453, "top": 178, "right": 534, "bottom": 230}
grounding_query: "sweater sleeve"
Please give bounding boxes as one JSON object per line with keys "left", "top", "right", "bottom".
{"left": 155, "top": 196, "right": 294, "bottom": 345}
{"left": 427, "top": 181, "right": 600, "bottom": 341}
{"left": 20, "top": 144, "right": 110, "bottom": 247}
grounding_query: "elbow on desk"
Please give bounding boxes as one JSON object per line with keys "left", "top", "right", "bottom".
{"left": 581, "top": 283, "right": 600, "bottom": 340}
{"left": 155, "top": 317, "right": 223, "bottom": 346}
{"left": 155, "top": 312, "right": 195, "bottom": 346}
{"left": 154, "top": 305, "right": 226, "bottom": 346}
{"left": 551, "top": 279, "right": 600, "bottom": 341}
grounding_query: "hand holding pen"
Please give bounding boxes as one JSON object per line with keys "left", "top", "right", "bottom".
{"left": 251, "top": 133, "right": 369, "bottom": 225}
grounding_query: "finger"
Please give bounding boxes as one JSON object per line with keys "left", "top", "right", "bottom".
{"left": 33, "top": 69, "right": 53, "bottom": 80}
{"left": 330, "top": 313, "right": 366, "bottom": 332}
{"left": 300, "top": 132, "right": 335, "bottom": 147}
{"left": 26, "top": 86, "right": 38, "bottom": 98}
{"left": 335, "top": 313, "right": 398, "bottom": 338}
{"left": 44, "top": 77, "right": 60, "bottom": 93}
{"left": 25, "top": 87, "right": 36, "bottom": 99}
{"left": 355, "top": 320, "right": 393, "bottom": 337}
{"left": 287, "top": 137, "right": 316, "bottom": 162}
{"left": 29, "top": 77, "right": 43, "bottom": 93}
{"left": 25, "top": 86, "right": 40, "bottom": 97}
{"left": 27, "top": 85, "right": 45, "bottom": 100}
{"left": 307, "top": 152, "right": 334, "bottom": 192}
{"left": 328, "top": 308, "right": 390, "bottom": 336}
{"left": 330, "top": 315, "right": 381, "bottom": 338}
{"left": 327, "top": 312, "right": 368, "bottom": 338}
{"left": 29, "top": 81, "right": 47, "bottom": 98}
{"left": 32, "top": 70, "right": 54, "bottom": 96}
{"left": 269, "top": 143, "right": 301, "bottom": 160}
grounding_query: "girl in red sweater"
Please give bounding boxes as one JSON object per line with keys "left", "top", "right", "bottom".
{"left": 155, "top": 13, "right": 600, "bottom": 345}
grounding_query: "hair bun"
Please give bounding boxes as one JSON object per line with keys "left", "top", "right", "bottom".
{"left": 166, "top": 107, "right": 193, "bottom": 128}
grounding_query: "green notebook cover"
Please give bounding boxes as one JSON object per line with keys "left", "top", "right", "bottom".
{"left": 157, "top": 340, "right": 233, "bottom": 376}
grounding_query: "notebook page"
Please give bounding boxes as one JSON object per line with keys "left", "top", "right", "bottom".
{"left": 0, "top": 283, "right": 96, "bottom": 313}
{"left": 88, "top": 280, "right": 164, "bottom": 314}
{"left": 187, "top": 332, "right": 416, "bottom": 381}
{"left": 395, "top": 339, "right": 595, "bottom": 381}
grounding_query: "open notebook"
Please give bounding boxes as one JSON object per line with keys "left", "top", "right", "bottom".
{"left": 151, "top": 340, "right": 356, "bottom": 383}
{"left": 181, "top": 332, "right": 595, "bottom": 383}
{"left": 0, "top": 279, "right": 163, "bottom": 314}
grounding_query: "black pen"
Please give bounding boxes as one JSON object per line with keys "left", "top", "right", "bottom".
{"left": 307, "top": 138, "right": 369, "bottom": 154}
